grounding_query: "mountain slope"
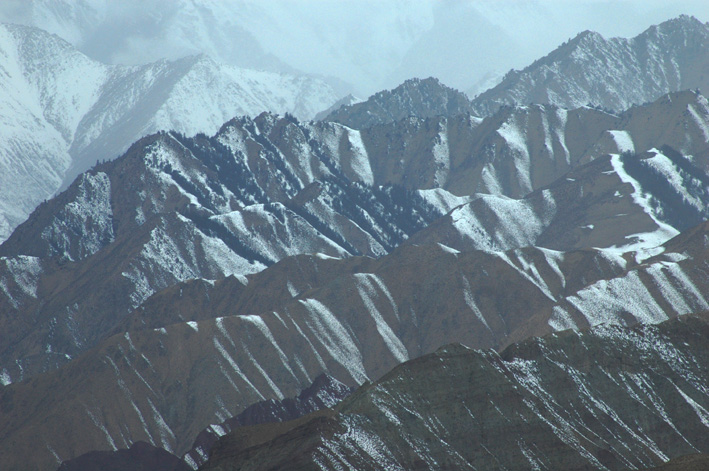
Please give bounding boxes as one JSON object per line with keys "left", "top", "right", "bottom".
{"left": 407, "top": 91, "right": 709, "bottom": 253}
{"left": 3, "top": 217, "right": 709, "bottom": 470}
{"left": 201, "top": 313, "right": 709, "bottom": 471}
{"left": 471, "top": 15, "right": 709, "bottom": 116}
{"left": 0, "top": 114, "right": 441, "bottom": 383}
{"left": 2, "top": 90, "right": 709, "bottom": 385}
{"left": 182, "top": 374, "right": 353, "bottom": 469}
{"left": 2, "top": 89, "right": 709, "bottom": 385}
{"left": 0, "top": 22, "right": 339, "bottom": 242}
{"left": 56, "top": 442, "right": 191, "bottom": 471}
{"left": 345, "top": 90, "right": 708, "bottom": 201}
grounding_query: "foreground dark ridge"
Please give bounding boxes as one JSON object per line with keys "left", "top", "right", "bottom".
{"left": 201, "top": 313, "right": 709, "bottom": 471}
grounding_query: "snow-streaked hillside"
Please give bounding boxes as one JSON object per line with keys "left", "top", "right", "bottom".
{"left": 200, "top": 314, "right": 709, "bottom": 471}
{"left": 4, "top": 226, "right": 709, "bottom": 470}
{"left": 472, "top": 15, "right": 709, "bottom": 115}
{"left": 3, "top": 89, "right": 709, "bottom": 386}
{"left": 0, "top": 113, "right": 442, "bottom": 386}
{"left": 407, "top": 91, "right": 709, "bottom": 254}
{"left": 0, "top": 23, "right": 338, "bottom": 242}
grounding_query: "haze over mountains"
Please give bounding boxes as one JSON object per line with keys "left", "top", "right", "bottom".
{"left": 0, "top": 23, "right": 338, "bottom": 242}
{"left": 2, "top": 13, "right": 709, "bottom": 245}
{"left": 1, "top": 5, "right": 709, "bottom": 471}
{"left": 471, "top": 14, "right": 709, "bottom": 115}
{"left": 2, "top": 0, "right": 706, "bottom": 95}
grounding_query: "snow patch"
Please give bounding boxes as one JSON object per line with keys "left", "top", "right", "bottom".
{"left": 607, "top": 130, "right": 635, "bottom": 154}
{"left": 609, "top": 154, "right": 679, "bottom": 253}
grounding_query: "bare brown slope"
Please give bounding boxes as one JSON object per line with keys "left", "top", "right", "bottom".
{"left": 645, "top": 454, "right": 709, "bottom": 471}
{"left": 4, "top": 218, "right": 709, "bottom": 470}
{"left": 56, "top": 441, "right": 190, "bottom": 471}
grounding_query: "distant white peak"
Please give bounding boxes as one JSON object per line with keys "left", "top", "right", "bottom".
{"left": 654, "top": 14, "right": 708, "bottom": 34}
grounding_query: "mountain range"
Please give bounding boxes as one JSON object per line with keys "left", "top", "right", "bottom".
{"left": 2, "top": 104, "right": 709, "bottom": 468}
{"left": 200, "top": 313, "right": 709, "bottom": 471}
{"left": 4, "top": 86, "right": 709, "bottom": 386}
{"left": 1, "top": 12, "right": 709, "bottom": 471}
{"left": 3, "top": 14, "right": 708, "bottom": 247}
{"left": 0, "top": 22, "right": 338, "bottom": 242}
{"left": 323, "top": 15, "right": 709, "bottom": 125}
{"left": 470, "top": 15, "right": 709, "bottom": 115}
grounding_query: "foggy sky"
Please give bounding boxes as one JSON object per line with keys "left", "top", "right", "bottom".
{"left": 1, "top": 0, "right": 707, "bottom": 96}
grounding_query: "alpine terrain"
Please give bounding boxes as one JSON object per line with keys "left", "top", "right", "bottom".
{"left": 200, "top": 314, "right": 709, "bottom": 471}
{"left": 471, "top": 15, "right": 709, "bottom": 115}
{"left": 0, "top": 22, "right": 339, "bottom": 242}
{"left": 0, "top": 11, "right": 708, "bottom": 471}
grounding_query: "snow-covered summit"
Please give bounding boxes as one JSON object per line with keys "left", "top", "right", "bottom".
{"left": 0, "top": 22, "right": 338, "bottom": 242}
{"left": 471, "top": 15, "right": 709, "bottom": 116}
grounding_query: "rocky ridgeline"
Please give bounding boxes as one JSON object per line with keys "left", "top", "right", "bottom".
{"left": 201, "top": 314, "right": 709, "bottom": 471}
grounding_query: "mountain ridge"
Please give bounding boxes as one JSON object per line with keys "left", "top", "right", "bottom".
{"left": 323, "top": 77, "right": 476, "bottom": 129}
{"left": 200, "top": 313, "right": 709, "bottom": 471}
{"left": 4, "top": 215, "right": 709, "bottom": 470}
{"left": 471, "top": 15, "right": 709, "bottom": 116}
{"left": 0, "top": 22, "right": 339, "bottom": 242}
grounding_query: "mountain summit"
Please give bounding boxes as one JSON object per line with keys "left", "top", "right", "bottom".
{"left": 324, "top": 77, "right": 476, "bottom": 129}
{"left": 0, "top": 23, "right": 338, "bottom": 242}
{"left": 472, "top": 15, "right": 709, "bottom": 115}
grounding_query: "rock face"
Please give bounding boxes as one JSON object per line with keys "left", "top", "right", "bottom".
{"left": 323, "top": 77, "right": 476, "bottom": 129}
{"left": 200, "top": 314, "right": 709, "bottom": 471}
{"left": 0, "top": 23, "right": 338, "bottom": 242}
{"left": 56, "top": 441, "right": 191, "bottom": 471}
{"left": 471, "top": 15, "right": 709, "bottom": 116}
{"left": 182, "top": 374, "right": 353, "bottom": 469}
